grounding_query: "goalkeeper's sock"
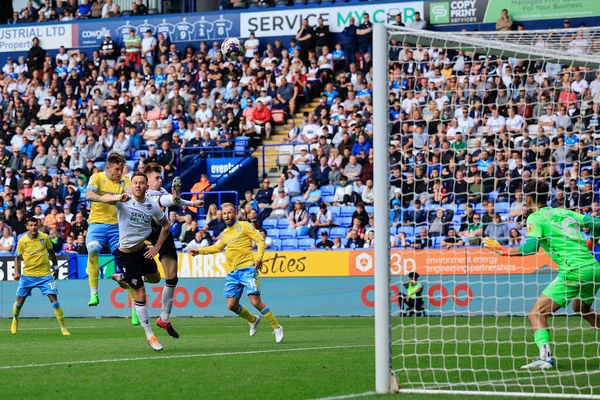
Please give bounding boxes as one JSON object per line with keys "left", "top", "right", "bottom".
{"left": 134, "top": 300, "right": 155, "bottom": 339}
{"left": 13, "top": 302, "right": 22, "bottom": 319}
{"left": 234, "top": 305, "right": 257, "bottom": 323}
{"left": 260, "top": 305, "right": 281, "bottom": 330}
{"left": 51, "top": 301, "right": 66, "bottom": 330}
{"left": 534, "top": 329, "right": 552, "bottom": 360}
{"left": 87, "top": 253, "right": 99, "bottom": 295}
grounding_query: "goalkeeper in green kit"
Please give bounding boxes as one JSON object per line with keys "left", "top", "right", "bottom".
{"left": 484, "top": 180, "right": 600, "bottom": 370}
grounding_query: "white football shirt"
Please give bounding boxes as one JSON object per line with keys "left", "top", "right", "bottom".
{"left": 115, "top": 197, "right": 165, "bottom": 249}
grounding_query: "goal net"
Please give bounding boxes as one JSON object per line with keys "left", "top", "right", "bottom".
{"left": 372, "top": 24, "right": 600, "bottom": 398}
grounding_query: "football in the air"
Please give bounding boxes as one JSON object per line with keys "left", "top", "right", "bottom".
{"left": 221, "top": 37, "right": 243, "bottom": 61}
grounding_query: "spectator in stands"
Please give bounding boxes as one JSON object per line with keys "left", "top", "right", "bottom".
{"left": 288, "top": 199, "right": 308, "bottom": 232}
{"left": 309, "top": 203, "right": 336, "bottom": 239}
{"left": 441, "top": 228, "right": 464, "bottom": 249}
{"left": 313, "top": 230, "right": 333, "bottom": 249}
{"left": 102, "top": 0, "right": 118, "bottom": 17}
{"left": 333, "top": 175, "right": 352, "bottom": 205}
{"left": 428, "top": 208, "right": 454, "bottom": 237}
{"left": 356, "top": 13, "right": 373, "bottom": 56}
{"left": 346, "top": 229, "right": 365, "bottom": 249}
{"left": 296, "top": 18, "right": 314, "bottom": 64}
{"left": 184, "top": 230, "right": 210, "bottom": 252}
{"left": 251, "top": 100, "right": 272, "bottom": 141}
{"left": 77, "top": 0, "right": 92, "bottom": 18}
{"left": 461, "top": 213, "right": 483, "bottom": 246}
{"left": 496, "top": 9, "right": 513, "bottom": 31}
{"left": 406, "top": 11, "right": 427, "bottom": 30}
{"left": 256, "top": 178, "right": 273, "bottom": 213}
{"left": 484, "top": 212, "right": 509, "bottom": 245}
{"left": 270, "top": 188, "right": 289, "bottom": 219}
{"left": 203, "top": 209, "right": 226, "bottom": 242}
{"left": 0, "top": 227, "right": 15, "bottom": 254}
{"left": 27, "top": 37, "right": 44, "bottom": 79}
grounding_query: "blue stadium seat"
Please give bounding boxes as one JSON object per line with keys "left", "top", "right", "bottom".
{"left": 234, "top": 137, "right": 249, "bottom": 156}
{"left": 341, "top": 238, "right": 348, "bottom": 247}
{"left": 262, "top": 219, "right": 277, "bottom": 230}
{"left": 389, "top": 226, "right": 397, "bottom": 236}
{"left": 495, "top": 202, "right": 510, "bottom": 214}
{"left": 40, "top": 203, "right": 50, "bottom": 214}
{"left": 133, "top": 150, "right": 146, "bottom": 160}
{"left": 126, "top": 160, "right": 136, "bottom": 171}
{"left": 290, "top": 195, "right": 304, "bottom": 204}
{"left": 474, "top": 204, "right": 485, "bottom": 214}
{"left": 365, "top": 205, "right": 374, "bottom": 215}
{"left": 317, "top": 228, "right": 330, "bottom": 237}
{"left": 198, "top": 220, "right": 207, "bottom": 229}
{"left": 398, "top": 226, "right": 414, "bottom": 236}
{"left": 276, "top": 219, "right": 289, "bottom": 229}
{"left": 488, "top": 191, "right": 499, "bottom": 201}
{"left": 341, "top": 217, "right": 353, "bottom": 227}
{"left": 322, "top": 196, "right": 335, "bottom": 203}
{"left": 330, "top": 227, "right": 346, "bottom": 238}
{"left": 266, "top": 229, "right": 280, "bottom": 238}
{"left": 281, "top": 239, "right": 298, "bottom": 250}
{"left": 340, "top": 205, "right": 356, "bottom": 217}
{"left": 425, "top": 203, "right": 438, "bottom": 212}
{"left": 321, "top": 185, "right": 335, "bottom": 196}
{"left": 309, "top": 206, "right": 320, "bottom": 215}
{"left": 329, "top": 206, "right": 341, "bottom": 217}
{"left": 298, "top": 238, "right": 315, "bottom": 249}
{"left": 457, "top": 203, "right": 466, "bottom": 213}
{"left": 271, "top": 238, "right": 282, "bottom": 251}
{"left": 94, "top": 161, "right": 106, "bottom": 170}
{"left": 279, "top": 228, "right": 297, "bottom": 239}
{"left": 432, "top": 236, "right": 446, "bottom": 248}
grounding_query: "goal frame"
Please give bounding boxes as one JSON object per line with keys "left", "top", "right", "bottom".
{"left": 372, "top": 23, "right": 600, "bottom": 398}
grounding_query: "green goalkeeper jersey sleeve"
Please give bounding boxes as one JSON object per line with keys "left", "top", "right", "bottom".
{"left": 526, "top": 207, "right": 599, "bottom": 274}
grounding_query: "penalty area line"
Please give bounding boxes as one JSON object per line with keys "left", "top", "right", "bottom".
{"left": 0, "top": 344, "right": 374, "bottom": 370}
{"left": 309, "top": 392, "right": 377, "bottom": 400}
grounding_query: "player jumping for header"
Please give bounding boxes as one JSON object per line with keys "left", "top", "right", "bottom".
{"left": 485, "top": 179, "right": 600, "bottom": 369}
{"left": 190, "top": 203, "right": 284, "bottom": 343}
{"left": 85, "top": 154, "right": 136, "bottom": 312}
{"left": 12, "top": 218, "right": 69, "bottom": 336}
{"left": 127, "top": 163, "right": 204, "bottom": 338}
{"left": 97, "top": 171, "right": 171, "bottom": 351}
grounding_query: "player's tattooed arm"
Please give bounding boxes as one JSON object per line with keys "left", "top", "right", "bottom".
{"left": 13, "top": 255, "right": 21, "bottom": 281}
{"left": 85, "top": 188, "right": 103, "bottom": 203}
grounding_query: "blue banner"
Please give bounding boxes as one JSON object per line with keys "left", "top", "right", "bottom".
{"left": 0, "top": 274, "right": 580, "bottom": 318}
{"left": 205, "top": 157, "right": 244, "bottom": 182}
{"left": 75, "top": 13, "right": 241, "bottom": 49}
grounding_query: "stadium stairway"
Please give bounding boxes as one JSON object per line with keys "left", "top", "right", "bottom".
{"left": 256, "top": 99, "right": 320, "bottom": 183}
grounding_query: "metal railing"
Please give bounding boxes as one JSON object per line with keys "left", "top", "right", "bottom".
{"left": 182, "top": 191, "right": 239, "bottom": 217}
{"left": 260, "top": 143, "right": 310, "bottom": 179}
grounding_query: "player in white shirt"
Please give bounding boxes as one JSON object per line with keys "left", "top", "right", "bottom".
{"left": 96, "top": 171, "right": 170, "bottom": 351}
{"left": 142, "top": 163, "right": 204, "bottom": 338}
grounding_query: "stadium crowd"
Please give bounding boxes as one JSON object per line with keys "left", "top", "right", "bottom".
{"left": 0, "top": 1, "right": 597, "bottom": 253}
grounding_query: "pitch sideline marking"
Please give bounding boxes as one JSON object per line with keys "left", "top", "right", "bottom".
{"left": 0, "top": 325, "right": 370, "bottom": 332}
{"left": 0, "top": 344, "right": 373, "bottom": 370}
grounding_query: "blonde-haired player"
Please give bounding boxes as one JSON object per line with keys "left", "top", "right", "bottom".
{"left": 190, "top": 203, "right": 284, "bottom": 342}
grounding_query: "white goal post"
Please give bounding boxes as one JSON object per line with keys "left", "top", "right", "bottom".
{"left": 373, "top": 23, "right": 600, "bottom": 398}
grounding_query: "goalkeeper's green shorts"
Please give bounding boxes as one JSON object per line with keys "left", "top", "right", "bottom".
{"left": 542, "top": 268, "right": 600, "bottom": 308}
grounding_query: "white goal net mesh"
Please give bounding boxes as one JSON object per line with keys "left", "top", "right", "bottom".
{"left": 383, "top": 26, "right": 600, "bottom": 398}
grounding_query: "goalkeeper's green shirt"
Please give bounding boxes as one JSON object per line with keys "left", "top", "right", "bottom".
{"left": 526, "top": 207, "right": 599, "bottom": 274}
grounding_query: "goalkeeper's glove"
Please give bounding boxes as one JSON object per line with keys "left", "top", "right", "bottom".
{"left": 587, "top": 239, "right": 594, "bottom": 251}
{"left": 483, "top": 237, "right": 509, "bottom": 256}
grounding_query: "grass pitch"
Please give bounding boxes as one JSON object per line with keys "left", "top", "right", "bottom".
{"left": 1, "top": 317, "right": 599, "bottom": 399}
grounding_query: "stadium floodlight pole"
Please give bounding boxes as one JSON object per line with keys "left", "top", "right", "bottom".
{"left": 373, "top": 22, "right": 392, "bottom": 395}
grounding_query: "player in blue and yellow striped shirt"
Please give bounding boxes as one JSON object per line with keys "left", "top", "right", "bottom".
{"left": 190, "top": 203, "right": 284, "bottom": 343}
{"left": 11, "top": 217, "right": 69, "bottom": 336}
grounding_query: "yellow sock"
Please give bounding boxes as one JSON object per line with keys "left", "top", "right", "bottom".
{"left": 87, "top": 254, "right": 99, "bottom": 294}
{"left": 52, "top": 302, "right": 66, "bottom": 329}
{"left": 235, "top": 305, "right": 257, "bottom": 323}
{"left": 260, "top": 306, "right": 280, "bottom": 329}
{"left": 126, "top": 286, "right": 135, "bottom": 302}
{"left": 13, "top": 302, "right": 22, "bottom": 319}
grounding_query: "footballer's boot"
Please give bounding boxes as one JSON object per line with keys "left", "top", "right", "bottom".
{"left": 273, "top": 326, "right": 284, "bottom": 343}
{"left": 61, "top": 328, "right": 71, "bottom": 336}
{"left": 110, "top": 273, "right": 127, "bottom": 289}
{"left": 10, "top": 318, "right": 18, "bottom": 335}
{"left": 88, "top": 293, "right": 99, "bottom": 307}
{"left": 147, "top": 335, "right": 163, "bottom": 351}
{"left": 521, "top": 358, "right": 554, "bottom": 370}
{"left": 249, "top": 316, "right": 261, "bottom": 337}
{"left": 156, "top": 317, "right": 180, "bottom": 339}
{"left": 171, "top": 176, "right": 182, "bottom": 206}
